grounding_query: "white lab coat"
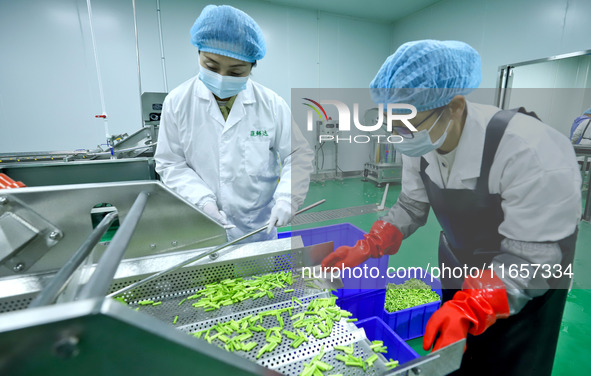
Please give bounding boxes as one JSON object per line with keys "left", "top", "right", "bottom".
{"left": 155, "top": 76, "right": 314, "bottom": 242}
{"left": 400, "top": 101, "right": 581, "bottom": 243}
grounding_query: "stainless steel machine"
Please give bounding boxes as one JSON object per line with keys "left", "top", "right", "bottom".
{"left": 0, "top": 181, "right": 463, "bottom": 375}
{"left": 0, "top": 93, "right": 167, "bottom": 188}
{"left": 0, "top": 158, "right": 156, "bottom": 187}
{"left": 0, "top": 92, "right": 166, "bottom": 176}
{"left": 313, "top": 119, "right": 342, "bottom": 181}
{"left": 362, "top": 109, "right": 402, "bottom": 187}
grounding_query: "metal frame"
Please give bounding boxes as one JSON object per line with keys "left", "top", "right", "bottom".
{"left": 363, "top": 162, "right": 402, "bottom": 187}
{"left": 0, "top": 238, "right": 301, "bottom": 313}
{"left": 0, "top": 298, "right": 274, "bottom": 376}
{"left": 0, "top": 158, "right": 156, "bottom": 187}
{"left": 0, "top": 234, "right": 464, "bottom": 375}
{"left": 0, "top": 195, "right": 63, "bottom": 273}
{"left": 29, "top": 212, "right": 118, "bottom": 308}
{"left": 495, "top": 49, "right": 591, "bottom": 108}
{"left": 0, "top": 181, "right": 227, "bottom": 276}
{"left": 77, "top": 192, "right": 149, "bottom": 299}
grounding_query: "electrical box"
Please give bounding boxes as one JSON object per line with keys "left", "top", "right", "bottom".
{"left": 141, "top": 92, "right": 168, "bottom": 125}
{"left": 316, "top": 120, "right": 339, "bottom": 137}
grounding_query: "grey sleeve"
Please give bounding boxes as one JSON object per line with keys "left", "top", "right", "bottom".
{"left": 379, "top": 191, "right": 430, "bottom": 238}
{"left": 490, "top": 238, "right": 562, "bottom": 315}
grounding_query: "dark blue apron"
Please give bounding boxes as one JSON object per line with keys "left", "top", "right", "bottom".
{"left": 418, "top": 108, "right": 577, "bottom": 376}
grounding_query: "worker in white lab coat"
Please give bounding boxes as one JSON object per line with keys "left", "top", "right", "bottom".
{"left": 155, "top": 5, "right": 313, "bottom": 243}
{"left": 322, "top": 40, "right": 581, "bottom": 375}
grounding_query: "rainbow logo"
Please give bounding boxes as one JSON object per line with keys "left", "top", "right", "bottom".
{"left": 302, "top": 98, "right": 328, "bottom": 122}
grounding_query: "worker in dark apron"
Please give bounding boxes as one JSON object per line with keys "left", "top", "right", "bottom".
{"left": 322, "top": 40, "right": 581, "bottom": 375}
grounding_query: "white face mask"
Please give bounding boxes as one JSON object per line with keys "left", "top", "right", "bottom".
{"left": 198, "top": 68, "right": 249, "bottom": 99}
{"left": 394, "top": 110, "right": 452, "bottom": 157}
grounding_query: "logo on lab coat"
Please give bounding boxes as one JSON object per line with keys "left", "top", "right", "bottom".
{"left": 250, "top": 130, "right": 268, "bottom": 137}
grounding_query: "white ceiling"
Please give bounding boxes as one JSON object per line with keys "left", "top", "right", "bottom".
{"left": 259, "top": 0, "right": 443, "bottom": 23}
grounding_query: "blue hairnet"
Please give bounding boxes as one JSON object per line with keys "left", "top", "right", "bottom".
{"left": 584, "top": 107, "right": 591, "bottom": 116}
{"left": 370, "top": 40, "right": 481, "bottom": 112}
{"left": 190, "top": 5, "right": 266, "bottom": 63}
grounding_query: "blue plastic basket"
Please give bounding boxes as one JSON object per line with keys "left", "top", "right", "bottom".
{"left": 278, "top": 223, "right": 389, "bottom": 292}
{"left": 355, "top": 316, "right": 419, "bottom": 365}
{"left": 335, "top": 289, "right": 386, "bottom": 321}
{"left": 381, "top": 268, "right": 442, "bottom": 340}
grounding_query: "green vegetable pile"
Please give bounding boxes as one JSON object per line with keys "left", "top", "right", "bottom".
{"left": 187, "top": 271, "right": 294, "bottom": 312}
{"left": 300, "top": 345, "right": 333, "bottom": 376}
{"left": 189, "top": 294, "right": 400, "bottom": 374}
{"left": 291, "top": 296, "right": 352, "bottom": 341}
{"left": 331, "top": 341, "right": 397, "bottom": 372}
{"left": 384, "top": 278, "right": 440, "bottom": 313}
{"left": 122, "top": 269, "right": 404, "bottom": 374}
{"left": 190, "top": 296, "right": 353, "bottom": 357}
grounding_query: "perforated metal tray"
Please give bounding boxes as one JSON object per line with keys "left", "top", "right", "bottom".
{"left": 109, "top": 243, "right": 394, "bottom": 376}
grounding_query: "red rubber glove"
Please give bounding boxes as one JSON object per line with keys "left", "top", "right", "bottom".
{"left": 423, "top": 271, "right": 510, "bottom": 352}
{"left": 321, "top": 221, "right": 403, "bottom": 269}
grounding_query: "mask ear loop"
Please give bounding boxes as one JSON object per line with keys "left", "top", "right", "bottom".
{"left": 430, "top": 109, "right": 454, "bottom": 150}
{"left": 426, "top": 108, "right": 446, "bottom": 133}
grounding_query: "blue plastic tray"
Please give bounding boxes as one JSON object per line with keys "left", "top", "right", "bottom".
{"left": 278, "top": 223, "right": 389, "bottom": 292}
{"left": 355, "top": 316, "right": 419, "bottom": 365}
{"left": 333, "top": 268, "right": 442, "bottom": 340}
{"left": 335, "top": 289, "right": 386, "bottom": 321}
{"left": 381, "top": 268, "right": 442, "bottom": 340}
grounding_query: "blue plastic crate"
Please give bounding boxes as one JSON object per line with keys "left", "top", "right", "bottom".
{"left": 355, "top": 316, "right": 419, "bottom": 365}
{"left": 381, "top": 268, "right": 442, "bottom": 340}
{"left": 335, "top": 289, "right": 386, "bottom": 321}
{"left": 278, "top": 223, "right": 389, "bottom": 292}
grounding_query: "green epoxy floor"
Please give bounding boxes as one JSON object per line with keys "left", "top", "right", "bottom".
{"left": 285, "top": 177, "right": 591, "bottom": 375}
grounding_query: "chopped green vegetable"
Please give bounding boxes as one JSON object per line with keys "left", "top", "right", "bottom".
{"left": 191, "top": 271, "right": 293, "bottom": 312}
{"left": 291, "top": 337, "right": 305, "bottom": 348}
{"left": 137, "top": 300, "right": 154, "bottom": 305}
{"left": 385, "top": 278, "right": 440, "bottom": 313}
{"left": 282, "top": 330, "right": 298, "bottom": 340}
{"left": 333, "top": 345, "right": 354, "bottom": 355}
{"left": 152, "top": 301, "right": 162, "bottom": 306}
{"left": 299, "top": 344, "right": 333, "bottom": 376}
{"left": 366, "top": 354, "right": 378, "bottom": 367}
{"left": 385, "top": 359, "right": 399, "bottom": 369}
{"left": 241, "top": 342, "right": 257, "bottom": 352}
{"left": 335, "top": 354, "right": 348, "bottom": 363}
{"left": 114, "top": 297, "right": 127, "bottom": 304}
{"left": 293, "top": 296, "right": 304, "bottom": 308}
{"left": 173, "top": 315, "right": 178, "bottom": 324}
{"left": 267, "top": 335, "right": 281, "bottom": 344}
{"left": 256, "top": 346, "right": 267, "bottom": 359}
{"left": 218, "top": 334, "right": 229, "bottom": 343}
{"left": 372, "top": 346, "right": 388, "bottom": 353}
{"left": 315, "top": 361, "right": 332, "bottom": 371}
